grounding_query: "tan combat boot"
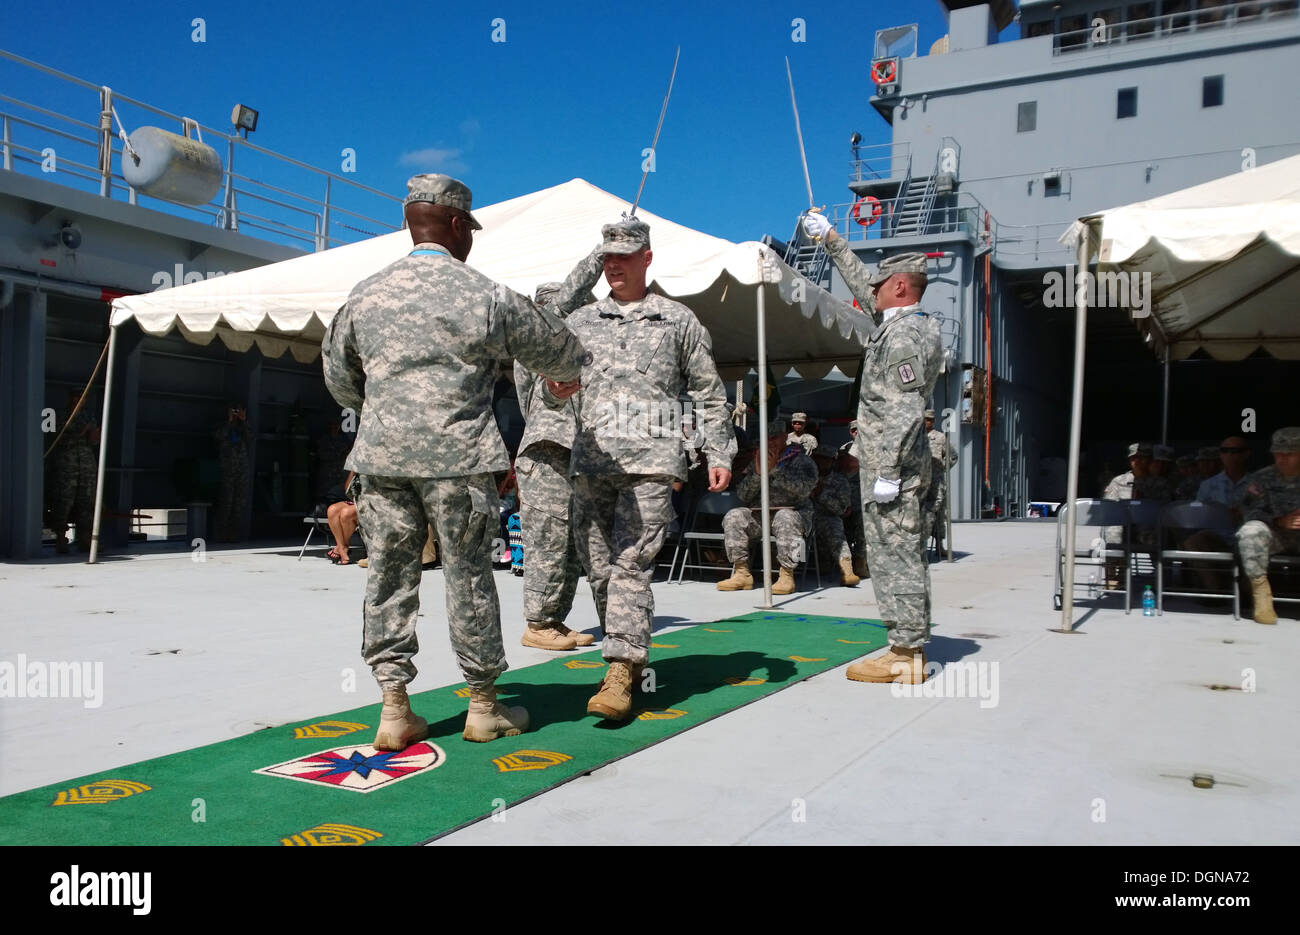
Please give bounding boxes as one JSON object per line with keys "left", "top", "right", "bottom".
{"left": 587, "top": 661, "right": 637, "bottom": 721}
{"left": 521, "top": 622, "right": 578, "bottom": 651}
{"left": 463, "top": 685, "right": 530, "bottom": 742}
{"left": 717, "top": 562, "right": 754, "bottom": 591}
{"left": 552, "top": 624, "right": 595, "bottom": 646}
{"left": 1250, "top": 576, "right": 1278, "bottom": 625}
{"left": 853, "top": 555, "right": 869, "bottom": 579}
{"left": 373, "top": 685, "right": 429, "bottom": 751}
{"left": 771, "top": 566, "right": 797, "bottom": 595}
{"left": 838, "top": 556, "right": 860, "bottom": 587}
{"left": 846, "top": 645, "right": 927, "bottom": 684}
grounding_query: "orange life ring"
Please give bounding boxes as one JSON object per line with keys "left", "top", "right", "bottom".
{"left": 871, "top": 59, "right": 897, "bottom": 85}
{"left": 851, "top": 195, "right": 882, "bottom": 228}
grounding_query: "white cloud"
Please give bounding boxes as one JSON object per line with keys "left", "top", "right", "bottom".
{"left": 398, "top": 147, "right": 467, "bottom": 173}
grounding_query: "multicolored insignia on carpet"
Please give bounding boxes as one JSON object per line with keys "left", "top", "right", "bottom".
{"left": 255, "top": 742, "right": 445, "bottom": 792}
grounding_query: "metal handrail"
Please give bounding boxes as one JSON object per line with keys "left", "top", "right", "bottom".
{"left": 1050, "top": 0, "right": 1296, "bottom": 54}
{"left": 0, "top": 47, "right": 401, "bottom": 251}
{"left": 849, "top": 140, "right": 911, "bottom": 182}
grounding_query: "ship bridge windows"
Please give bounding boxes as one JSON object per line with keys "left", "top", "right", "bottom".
{"left": 1117, "top": 86, "right": 1139, "bottom": 118}
{"left": 1128, "top": 2, "right": 1157, "bottom": 37}
{"left": 1163, "top": 0, "right": 1193, "bottom": 33}
{"left": 1017, "top": 101, "right": 1038, "bottom": 133}
{"left": 1203, "top": 74, "right": 1225, "bottom": 106}
{"left": 1059, "top": 13, "right": 1089, "bottom": 47}
{"left": 1027, "top": 18, "right": 1054, "bottom": 37}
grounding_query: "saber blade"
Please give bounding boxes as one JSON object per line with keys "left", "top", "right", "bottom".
{"left": 630, "top": 45, "right": 681, "bottom": 217}
{"left": 786, "top": 56, "right": 815, "bottom": 208}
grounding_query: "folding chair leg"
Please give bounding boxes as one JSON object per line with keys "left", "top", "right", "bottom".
{"left": 1125, "top": 555, "right": 1132, "bottom": 614}
{"left": 297, "top": 524, "right": 315, "bottom": 561}
{"left": 1157, "top": 558, "right": 1163, "bottom": 616}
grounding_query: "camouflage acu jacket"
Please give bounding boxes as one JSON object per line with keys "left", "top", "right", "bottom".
{"left": 322, "top": 241, "right": 587, "bottom": 478}
{"left": 552, "top": 291, "right": 737, "bottom": 481}
{"left": 814, "top": 469, "right": 852, "bottom": 517}
{"left": 1239, "top": 465, "right": 1300, "bottom": 526}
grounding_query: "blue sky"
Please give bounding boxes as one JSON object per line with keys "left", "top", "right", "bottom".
{"left": 1, "top": 0, "right": 1006, "bottom": 244}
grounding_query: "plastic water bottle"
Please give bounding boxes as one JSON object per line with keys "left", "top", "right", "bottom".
{"left": 1142, "top": 585, "right": 1155, "bottom": 617}
{"left": 1088, "top": 574, "right": 1099, "bottom": 599}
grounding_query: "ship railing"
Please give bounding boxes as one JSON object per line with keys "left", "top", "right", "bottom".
{"left": 848, "top": 140, "right": 911, "bottom": 184}
{"left": 990, "top": 222, "right": 1076, "bottom": 264}
{"left": 825, "top": 190, "right": 991, "bottom": 244}
{"left": 1051, "top": 0, "right": 1298, "bottom": 54}
{"left": 0, "top": 48, "right": 401, "bottom": 252}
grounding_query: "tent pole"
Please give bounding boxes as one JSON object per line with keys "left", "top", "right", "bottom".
{"left": 1058, "top": 224, "right": 1093, "bottom": 632}
{"left": 756, "top": 254, "right": 772, "bottom": 608}
{"left": 1161, "top": 345, "right": 1170, "bottom": 445}
{"left": 88, "top": 324, "right": 119, "bottom": 565}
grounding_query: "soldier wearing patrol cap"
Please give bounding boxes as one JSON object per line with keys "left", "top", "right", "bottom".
{"left": 1236, "top": 427, "right": 1300, "bottom": 624}
{"left": 787, "top": 412, "right": 817, "bottom": 455}
{"left": 811, "top": 442, "right": 860, "bottom": 586}
{"left": 923, "top": 408, "right": 957, "bottom": 555}
{"left": 513, "top": 250, "right": 604, "bottom": 653}
{"left": 801, "top": 210, "right": 942, "bottom": 684}
{"left": 543, "top": 217, "right": 736, "bottom": 720}
{"left": 1142, "top": 443, "right": 1175, "bottom": 500}
{"left": 322, "top": 173, "right": 589, "bottom": 750}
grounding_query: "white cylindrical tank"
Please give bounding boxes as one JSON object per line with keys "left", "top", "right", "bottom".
{"left": 121, "top": 127, "right": 223, "bottom": 206}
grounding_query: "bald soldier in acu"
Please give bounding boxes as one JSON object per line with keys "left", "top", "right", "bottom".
{"left": 803, "top": 210, "right": 942, "bottom": 685}
{"left": 322, "top": 174, "right": 588, "bottom": 750}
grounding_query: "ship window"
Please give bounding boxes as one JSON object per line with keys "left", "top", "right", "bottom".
{"left": 1044, "top": 175, "right": 1062, "bottom": 197}
{"left": 1128, "top": 3, "right": 1156, "bottom": 38}
{"left": 1268, "top": 0, "right": 1299, "bottom": 14}
{"left": 1237, "top": 1, "right": 1263, "bottom": 20}
{"left": 1195, "top": 0, "right": 1228, "bottom": 27}
{"left": 1027, "top": 19, "right": 1053, "bottom": 37}
{"left": 1202, "top": 75, "right": 1224, "bottom": 107}
{"left": 1163, "top": 0, "right": 1192, "bottom": 33}
{"left": 1117, "top": 87, "right": 1138, "bottom": 118}
{"left": 1018, "top": 101, "right": 1038, "bottom": 132}
{"left": 1060, "top": 13, "right": 1088, "bottom": 48}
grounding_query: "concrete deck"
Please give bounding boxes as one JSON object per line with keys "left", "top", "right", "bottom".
{"left": 2, "top": 521, "right": 1296, "bottom": 845}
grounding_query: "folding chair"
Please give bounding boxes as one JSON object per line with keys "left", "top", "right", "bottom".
{"left": 1156, "top": 501, "right": 1240, "bottom": 619}
{"left": 1053, "top": 499, "right": 1133, "bottom": 612}
{"left": 1125, "top": 499, "right": 1163, "bottom": 598}
{"left": 675, "top": 491, "right": 737, "bottom": 583}
{"left": 1268, "top": 554, "right": 1300, "bottom": 609}
{"left": 297, "top": 505, "right": 333, "bottom": 561}
{"left": 796, "top": 524, "right": 821, "bottom": 589}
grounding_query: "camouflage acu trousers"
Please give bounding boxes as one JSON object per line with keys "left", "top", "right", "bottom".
{"left": 214, "top": 455, "right": 249, "bottom": 542}
{"left": 516, "top": 442, "right": 582, "bottom": 625}
{"left": 814, "top": 514, "right": 852, "bottom": 562}
{"left": 723, "top": 507, "right": 807, "bottom": 568}
{"left": 1236, "top": 520, "right": 1300, "bottom": 579}
{"left": 572, "top": 473, "right": 674, "bottom": 666}
{"left": 861, "top": 479, "right": 931, "bottom": 648}
{"left": 49, "top": 446, "right": 96, "bottom": 540}
{"left": 355, "top": 473, "right": 505, "bottom": 692}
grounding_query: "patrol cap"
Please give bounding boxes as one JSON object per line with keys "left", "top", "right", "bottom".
{"left": 848, "top": 421, "right": 857, "bottom": 431}
{"left": 1269, "top": 426, "right": 1300, "bottom": 453}
{"left": 534, "top": 281, "right": 563, "bottom": 305}
{"left": 1127, "top": 442, "right": 1153, "bottom": 458}
{"left": 924, "top": 409, "right": 936, "bottom": 419}
{"left": 814, "top": 443, "right": 838, "bottom": 459}
{"left": 870, "top": 252, "right": 928, "bottom": 286}
{"left": 1196, "top": 446, "right": 1220, "bottom": 461}
{"left": 791, "top": 412, "right": 808, "bottom": 423}
{"left": 596, "top": 218, "right": 651, "bottom": 256}
{"left": 1153, "top": 444, "right": 1174, "bottom": 461}
{"left": 403, "top": 174, "right": 482, "bottom": 230}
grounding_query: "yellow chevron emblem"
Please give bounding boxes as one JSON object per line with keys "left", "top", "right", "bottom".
{"left": 492, "top": 750, "right": 574, "bottom": 773}
{"left": 280, "top": 822, "right": 382, "bottom": 846}
{"left": 703, "top": 628, "right": 734, "bottom": 633}
{"left": 723, "top": 676, "right": 768, "bottom": 687}
{"left": 837, "top": 639, "right": 875, "bottom": 644}
{"left": 454, "top": 687, "right": 472, "bottom": 698}
{"left": 649, "top": 643, "right": 679, "bottom": 649}
{"left": 292, "top": 720, "right": 369, "bottom": 740}
{"left": 52, "top": 779, "right": 150, "bottom": 806}
{"left": 789, "top": 655, "right": 828, "bottom": 662}
{"left": 636, "top": 708, "right": 687, "bottom": 721}
{"left": 563, "top": 659, "right": 604, "bottom": 670}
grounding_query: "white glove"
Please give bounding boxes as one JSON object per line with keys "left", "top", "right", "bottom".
{"left": 801, "top": 211, "right": 832, "bottom": 241}
{"left": 872, "top": 475, "right": 901, "bottom": 503}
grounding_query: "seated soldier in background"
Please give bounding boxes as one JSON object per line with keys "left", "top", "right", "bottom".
{"left": 1196, "top": 446, "right": 1222, "bottom": 485}
{"left": 1102, "top": 442, "right": 1151, "bottom": 586}
{"left": 718, "top": 424, "right": 819, "bottom": 595}
{"left": 839, "top": 421, "right": 857, "bottom": 454}
{"left": 1174, "top": 454, "right": 1201, "bottom": 500}
{"left": 1141, "top": 444, "right": 1175, "bottom": 500}
{"left": 1237, "top": 427, "right": 1300, "bottom": 625}
{"left": 787, "top": 412, "right": 818, "bottom": 455}
{"left": 838, "top": 449, "right": 868, "bottom": 579}
{"left": 812, "top": 443, "right": 859, "bottom": 587}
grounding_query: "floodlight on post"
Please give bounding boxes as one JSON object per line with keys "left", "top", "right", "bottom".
{"left": 230, "top": 104, "right": 258, "bottom": 139}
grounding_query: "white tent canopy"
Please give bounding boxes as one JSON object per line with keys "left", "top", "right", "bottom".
{"left": 109, "top": 178, "right": 870, "bottom": 378}
{"left": 1056, "top": 154, "right": 1300, "bottom": 630}
{"left": 1068, "top": 153, "right": 1300, "bottom": 361}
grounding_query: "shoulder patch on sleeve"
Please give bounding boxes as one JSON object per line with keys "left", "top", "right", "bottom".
{"left": 893, "top": 356, "right": 921, "bottom": 388}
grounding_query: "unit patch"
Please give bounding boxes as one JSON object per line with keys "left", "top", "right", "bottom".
{"left": 255, "top": 742, "right": 445, "bottom": 793}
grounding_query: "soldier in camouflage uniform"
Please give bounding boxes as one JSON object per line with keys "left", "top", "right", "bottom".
{"left": 804, "top": 210, "right": 941, "bottom": 684}
{"left": 923, "top": 409, "right": 957, "bottom": 555}
{"left": 1141, "top": 444, "right": 1175, "bottom": 500}
{"left": 811, "top": 443, "right": 860, "bottom": 586}
{"left": 717, "top": 426, "right": 819, "bottom": 595}
{"left": 212, "top": 403, "right": 253, "bottom": 543}
{"left": 543, "top": 219, "right": 736, "bottom": 721}
{"left": 839, "top": 448, "right": 868, "bottom": 578}
{"left": 1236, "top": 427, "right": 1300, "bottom": 625}
{"left": 786, "top": 412, "right": 817, "bottom": 455}
{"left": 513, "top": 250, "right": 603, "bottom": 652}
{"left": 48, "top": 392, "right": 99, "bottom": 553}
{"left": 322, "top": 174, "right": 588, "bottom": 750}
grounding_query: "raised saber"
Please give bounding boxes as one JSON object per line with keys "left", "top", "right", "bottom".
{"left": 786, "top": 56, "right": 815, "bottom": 208}
{"left": 630, "top": 45, "right": 680, "bottom": 218}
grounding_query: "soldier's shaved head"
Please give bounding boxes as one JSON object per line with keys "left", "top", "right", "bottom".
{"left": 404, "top": 201, "right": 475, "bottom": 262}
